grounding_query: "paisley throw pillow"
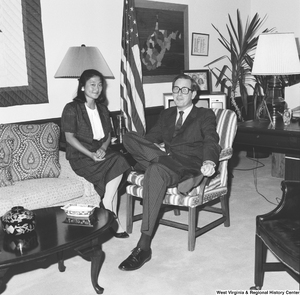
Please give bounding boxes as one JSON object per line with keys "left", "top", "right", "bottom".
{"left": 0, "top": 138, "right": 14, "bottom": 187}
{"left": 0, "top": 122, "right": 61, "bottom": 181}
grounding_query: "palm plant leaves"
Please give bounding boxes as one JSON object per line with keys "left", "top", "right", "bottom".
{"left": 205, "top": 9, "right": 273, "bottom": 121}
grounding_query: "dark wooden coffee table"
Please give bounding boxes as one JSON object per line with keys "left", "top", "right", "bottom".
{"left": 0, "top": 206, "right": 114, "bottom": 294}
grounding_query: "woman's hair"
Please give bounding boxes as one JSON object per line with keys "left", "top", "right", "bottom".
{"left": 74, "top": 69, "right": 107, "bottom": 103}
{"left": 172, "top": 73, "right": 199, "bottom": 92}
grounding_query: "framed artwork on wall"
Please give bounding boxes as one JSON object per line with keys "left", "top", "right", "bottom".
{"left": 183, "top": 69, "right": 211, "bottom": 94}
{"left": 191, "top": 33, "right": 209, "bottom": 56}
{"left": 0, "top": 0, "right": 48, "bottom": 107}
{"left": 135, "top": 0, "right": 189, "bottom": 84}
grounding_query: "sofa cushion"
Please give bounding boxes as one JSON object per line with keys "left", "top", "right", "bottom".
{"left": 0, "top": 123, "right": 61, "bottom": 181}
{"left": 0, "top": 177, "right": 85, "bottom": 216}
{"left": 0, "top": 139, "right": 14, "bottom": 187}
{"left": 0, "top": 151, "right": 101, "bottom": 216}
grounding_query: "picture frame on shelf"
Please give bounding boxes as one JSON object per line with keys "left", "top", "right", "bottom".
{"left": 183, "top": 69, "right": 211, "bottom": 94}
{"left": 164, "top": 92, "right": 226, "bottom": 109}
{"left": 163, "top": 93, "right": 174, "bottom": 109}
{"left": 191, "top": 33, "right": 209, "bottom": 56}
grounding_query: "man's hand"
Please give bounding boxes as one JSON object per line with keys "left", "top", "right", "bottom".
{"left": 200, "top": 161, "right": 216, "bottom": 177}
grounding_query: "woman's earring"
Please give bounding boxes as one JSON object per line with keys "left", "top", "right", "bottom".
{"left": 81, "top": 87, "right": 84, "bottom": 91}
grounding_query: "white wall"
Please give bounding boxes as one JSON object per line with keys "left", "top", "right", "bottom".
{"left": 251, "top": 0, "right": 300, "bottom": 39}
{"left": 0, "top": 0, "right": 298, "bottom": 123}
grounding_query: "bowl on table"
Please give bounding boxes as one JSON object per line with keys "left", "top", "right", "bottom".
{"left": 61, "top": 204, "right": 96, "bottom": 218}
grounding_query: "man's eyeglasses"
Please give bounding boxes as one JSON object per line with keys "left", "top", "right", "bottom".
{"left": 172, "top": 86, "right": 193, "bottom": 95}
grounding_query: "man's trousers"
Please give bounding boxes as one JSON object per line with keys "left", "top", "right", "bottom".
{"left": 123, "top": 132, "right": 192, "bottom": 236}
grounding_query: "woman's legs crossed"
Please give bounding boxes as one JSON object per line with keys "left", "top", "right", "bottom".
{"left": 102, "top": 174, "right": 125, "bottom": 233}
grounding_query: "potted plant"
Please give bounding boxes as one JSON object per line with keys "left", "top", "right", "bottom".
{"left": 205, "top": 10, "right": 273, "bottom": 121}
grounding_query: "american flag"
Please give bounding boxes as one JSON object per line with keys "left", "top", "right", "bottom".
{"left": 120, "top": 0, "right": 146, "bottom": 135}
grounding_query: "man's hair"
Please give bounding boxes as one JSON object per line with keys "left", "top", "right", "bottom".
{"left": 172, "top": 74, "right": 199, "bottom": 92}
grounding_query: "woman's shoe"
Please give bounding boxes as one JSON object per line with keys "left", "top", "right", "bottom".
{"left": 114, "top": 231, "right": 130, "bottom": 238}
{"left": 110, "top": 228, "right": 129, "bottom": 238}
{"left": 103, "top": 208, "right": 128, "bottom": 238}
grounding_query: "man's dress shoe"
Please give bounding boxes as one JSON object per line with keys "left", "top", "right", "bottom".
{"left": 118, "top": 247, "right": 152, "bottom": 271}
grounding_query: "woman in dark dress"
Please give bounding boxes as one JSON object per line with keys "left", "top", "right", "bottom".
{"left": 61, "top": 69, "right": 131, "bottom": 238}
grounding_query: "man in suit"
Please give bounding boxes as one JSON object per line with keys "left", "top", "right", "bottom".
{"left": 118, "top": 74, "right": 221, "bottom": 271}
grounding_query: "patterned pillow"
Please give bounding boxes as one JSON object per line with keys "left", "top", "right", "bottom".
{"left": 0, "top": 139, "right": 14, "bottom": 187}
{"left": 0, "top": 122, "right": 61, "bottom": 181}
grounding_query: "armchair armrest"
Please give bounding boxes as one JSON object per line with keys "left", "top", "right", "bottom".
{"left": 219, "top": 148, "right": 233, "bottom": 161}
{"left": 258, "top": 180, "right": 300, "bottom": 222}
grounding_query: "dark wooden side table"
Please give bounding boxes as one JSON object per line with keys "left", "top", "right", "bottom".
{"left": 0, "top": 207, "right": 114, "bottom": 294}
{"left": 234, "top": 119, "right": 300, "bottom": 180}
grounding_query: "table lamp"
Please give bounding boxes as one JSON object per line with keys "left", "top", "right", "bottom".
{"left": 54, "top": 44, "right": 114, "bottom": 78}
{"left": 252, "top": 33, "right": 300, "bottom": 123}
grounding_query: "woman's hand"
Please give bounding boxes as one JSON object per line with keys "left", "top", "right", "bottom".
{"left": 92, "top": 147, "right": 106, "bottom": 161}
{"left": 65, "top": 132, "right": 107, "bottom": 162}
{"left": 91, "top": 152, "right": 105, "bottom": 161}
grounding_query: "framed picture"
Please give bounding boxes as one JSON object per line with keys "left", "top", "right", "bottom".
{"left": 0, "top": 0, "right": 48, "bottom": 107}
{"left": 164, "top": 92, "right": 226, "bottom": 109}
{"left": 163, "top": 93, "right": 174, "bottom": 109}
{"left": 135, "top": 0, "right": 189, "bottom": 84}
{"left": 191, "top": 33, "right": 209, "bottom": 56}
{"left": 183, "top": 69, "right": 211, "bottom": 94}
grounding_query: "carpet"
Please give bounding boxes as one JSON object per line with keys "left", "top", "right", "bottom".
{"left": 2, "top": 151, "right": 299, "bottom": 295}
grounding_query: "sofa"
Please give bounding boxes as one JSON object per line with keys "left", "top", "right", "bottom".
{"left": 0, "top": 122, "right": 100, "bottom": 217}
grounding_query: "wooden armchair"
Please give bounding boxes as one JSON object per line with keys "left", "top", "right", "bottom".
{"left": 125, "top": 108, "right": 237, "bottom": 251}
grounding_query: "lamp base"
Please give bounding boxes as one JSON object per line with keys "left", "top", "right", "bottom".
{"left": 266, "top": 98, "right": 285, "bottom": 123}
{"left": 264, "top": 75, "right": 286, "bottom": 124}
{"left": 266, "top": 100, "right": 285, "bottom": 122}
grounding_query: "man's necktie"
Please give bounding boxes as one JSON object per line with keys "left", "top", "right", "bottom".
{"left": 173, "top": 111, "right": 184, "bottom": 137}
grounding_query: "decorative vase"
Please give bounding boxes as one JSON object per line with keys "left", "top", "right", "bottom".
{"left": 1, "top": 206, "right": 36, "bottom": 235}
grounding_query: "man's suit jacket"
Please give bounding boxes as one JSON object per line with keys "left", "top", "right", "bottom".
{"left": 145, "top": 106, "right": 221, "bottom": 171}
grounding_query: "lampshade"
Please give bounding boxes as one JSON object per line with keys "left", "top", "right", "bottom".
{"left": 252, "top": 32, "right": 300, "bottom": 75}
{"left": 54, "top": 45, "right": 114, "bottom": 79}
